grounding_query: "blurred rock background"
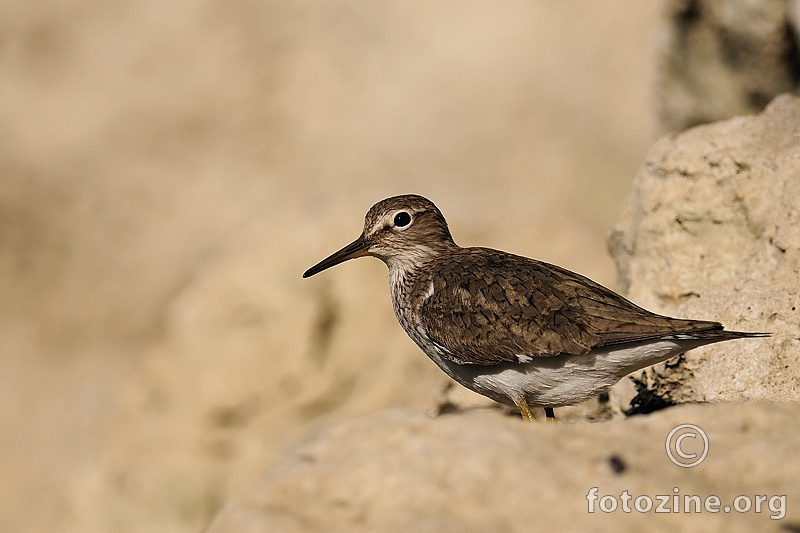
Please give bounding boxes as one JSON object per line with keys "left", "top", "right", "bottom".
{"left": 658, "top": 0, "right": 800, "bottom": 130}
{"left": 2, "top": 1, "right": 798, "bottom": 532}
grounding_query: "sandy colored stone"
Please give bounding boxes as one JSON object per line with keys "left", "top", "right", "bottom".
{"left": 657, "top": 0, "right": 800, "bottom": 131}
{"left": 207, "top": 403, "right": 800, "bottom": 532}
{"left": 608, "top": 93, "right": 800, "bottom": 406}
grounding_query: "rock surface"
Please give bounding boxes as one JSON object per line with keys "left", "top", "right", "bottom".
{"left": 206, "top": 403, "right": 800, "bottom": 533}
{"left": 608, "top": 93, "right": 800, "bottom": 407}
{"left": 657, "top": 0, "right": 800, "bottom": 131}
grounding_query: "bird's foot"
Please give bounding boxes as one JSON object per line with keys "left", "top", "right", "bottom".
{"left": 514, "top": 397, "right": 537, "bottom": 422}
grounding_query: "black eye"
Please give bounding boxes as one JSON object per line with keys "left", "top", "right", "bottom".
{"left": 393, "top": 211, "right": 411, "bottom": 227}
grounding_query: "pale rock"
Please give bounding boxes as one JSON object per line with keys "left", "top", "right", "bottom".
{"left": 206, "top": 404, "right": 800, "bottom": 532}
{"left": 608, "top": 93, "right": 800, "bottom": 406}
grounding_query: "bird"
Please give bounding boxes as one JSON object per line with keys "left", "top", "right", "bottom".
{"left": 302, "top": 194, "right": 768, "bottom": 421}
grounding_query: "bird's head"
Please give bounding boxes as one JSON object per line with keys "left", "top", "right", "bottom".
{"left": 303, "top": 194, "right": 457, "bottom": 278}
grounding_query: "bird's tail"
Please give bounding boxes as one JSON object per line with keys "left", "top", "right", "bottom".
{"left": 669, "top": 329, "right": 771, "bottom": 341}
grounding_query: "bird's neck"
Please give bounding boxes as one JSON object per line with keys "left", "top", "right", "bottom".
{"left": 385, "top": 246, "right": 441, "bottom": 341}
{"left": 383, "top": 241, "right": 456, "bottom": 277}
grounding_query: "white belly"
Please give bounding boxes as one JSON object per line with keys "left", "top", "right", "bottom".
{"left": 432, "top": 339, "right": 694, "bottom": 408}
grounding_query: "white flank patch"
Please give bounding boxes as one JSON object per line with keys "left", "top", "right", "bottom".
{"left": 424, "top": 281, "right": 435, "bottom": 300}
{"left": 516, "top": 354, "right": 533, "bottom": 363}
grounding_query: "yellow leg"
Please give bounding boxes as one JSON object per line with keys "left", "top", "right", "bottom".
{"left": 515, "top": 397, "right": 537, "bottom": 422}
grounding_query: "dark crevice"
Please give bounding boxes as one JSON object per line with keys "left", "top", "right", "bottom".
{"left": 783, "top": 21, "right": 800, "bottom": 87}
{"left": 674, "top": 0, "right": 701, "bottom": 29}
{"left": 608, "top": 454, "right": 627, "bottom": 475}
{"left": 623, "top": 373, "right": 676, "bottom": 416}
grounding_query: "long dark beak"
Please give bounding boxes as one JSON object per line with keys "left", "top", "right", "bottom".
{"left": 303, "top": 236, "right": 370, "bottom": 278}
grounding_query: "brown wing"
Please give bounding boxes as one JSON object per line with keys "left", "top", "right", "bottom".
{"left": 418, "top": 248, "right": 722, "bottom": 366}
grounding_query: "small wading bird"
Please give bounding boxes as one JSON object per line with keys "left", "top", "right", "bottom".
{"left": 303, "top": 195, "right": 768, "bottom": 421}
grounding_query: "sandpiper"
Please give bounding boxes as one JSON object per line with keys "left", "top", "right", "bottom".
{"left": 303, "top": 194, "right": 768, "bottom": 421}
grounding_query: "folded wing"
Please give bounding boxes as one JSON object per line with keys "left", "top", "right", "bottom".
{"left": 418, "top": 249, "right": 722, "bottom": 366}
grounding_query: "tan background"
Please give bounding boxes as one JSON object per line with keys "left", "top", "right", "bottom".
{"left": 0, "top": 2, "right": 662, "bottom": 532}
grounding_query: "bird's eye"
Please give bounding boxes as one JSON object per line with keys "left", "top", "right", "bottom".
{"left": 393, "top": 211, "right": 411, "bottom": 228}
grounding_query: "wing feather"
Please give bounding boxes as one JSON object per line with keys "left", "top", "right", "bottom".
{"left": 418, "top": 249, "right": 722, "bottom": 366}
